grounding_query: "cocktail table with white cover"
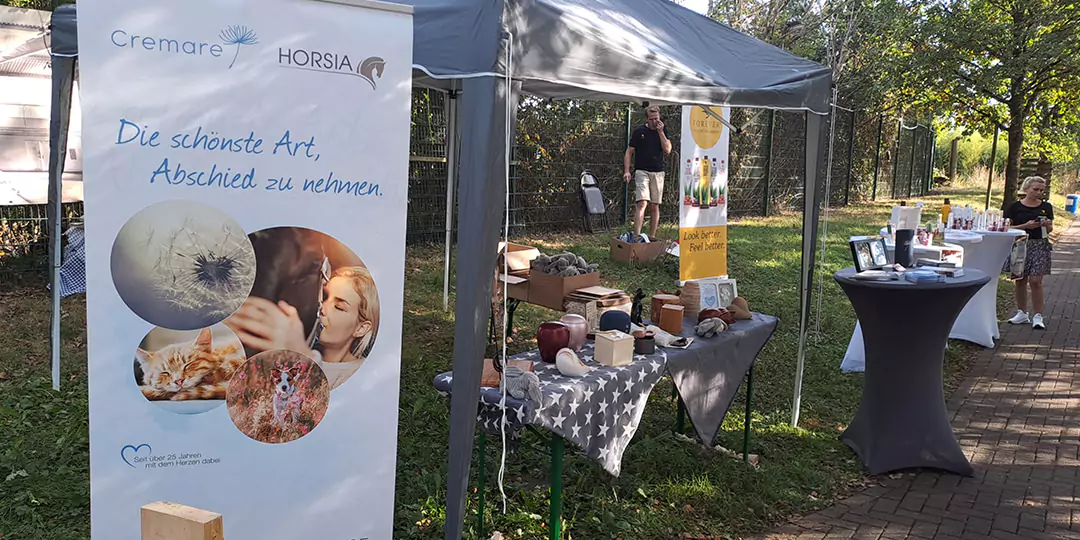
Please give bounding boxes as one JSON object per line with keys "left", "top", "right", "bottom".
{"left": 840, "top": 242, "right": 966, "bottom": 373}
{"left": 945, "top": 229, "right": 1026, "bottom": 347}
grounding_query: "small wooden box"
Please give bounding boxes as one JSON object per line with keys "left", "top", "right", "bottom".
{"left": 651, "top": 294, "right": 681, "bottom": 322}
{"left": 594, "top": 330, "right": 634, "bottom": 366}
{"left": 659, "top": 304, "right": 685, "bottom": 335}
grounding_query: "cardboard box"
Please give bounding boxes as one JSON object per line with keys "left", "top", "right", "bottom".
{"left": 610, "top": 237, "right": 669, "bottom": 264}
{"left": 497, "top": 273, "right": 530, "bottom": 301}
{"left": 498, "top": 241, "right": 541, "bottom": 276}
{"left": 527, "top": 271, "right": 601, "bottom": 311}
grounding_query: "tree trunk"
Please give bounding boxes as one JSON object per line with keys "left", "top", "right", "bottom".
{"left": 1001, "top": 116, "right": 1025, "bottom": 211}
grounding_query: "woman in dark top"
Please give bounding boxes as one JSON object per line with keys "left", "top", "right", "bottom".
{"left": 1004, "top": 176, "right": 1054, "bottom": 329}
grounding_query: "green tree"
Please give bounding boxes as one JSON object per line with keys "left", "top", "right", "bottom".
{"left": 911, "top": 0, "right": 1080, "bottom": 208}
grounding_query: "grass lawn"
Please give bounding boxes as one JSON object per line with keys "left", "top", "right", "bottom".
{"left": 1, "top": 186, "right": 1072, "bottom": 539}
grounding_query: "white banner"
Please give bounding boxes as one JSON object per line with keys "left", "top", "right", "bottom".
{"left": 678, "top": 105, "right": 730, "bottom": 281}
{"left": 77, "top": 1, "right": 412, "bottom": 538}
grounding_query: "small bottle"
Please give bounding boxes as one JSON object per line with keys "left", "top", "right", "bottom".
{"left": 941, "top": 198, "right": 951, "bottom": 224}
{"left": 710, "top": 158, "right": 719, "bottom": 207}
{"left": 691, "top": 158, "right": 701, "bottom": 206}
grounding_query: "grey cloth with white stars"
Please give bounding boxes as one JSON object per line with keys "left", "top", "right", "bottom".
{"left": 434, "top": 340, "right": 668, "bottom": 477}
{"left": 433, "top": 313, "right": 779, "bottom": 477}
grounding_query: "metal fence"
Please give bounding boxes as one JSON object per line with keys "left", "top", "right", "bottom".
{"left": 1, "top": 88, "right": 935, "bottom": 283}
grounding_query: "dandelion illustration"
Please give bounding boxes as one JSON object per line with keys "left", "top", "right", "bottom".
{"left": 111, "top": 201, "right": 255, "bottom": 330}
{"left": 219, "top": 25, "right": 259, "bottom": 69}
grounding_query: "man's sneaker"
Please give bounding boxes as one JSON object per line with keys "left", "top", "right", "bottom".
{"left": 1032, "top": 313, "right": 1046, "bottom": 330}
{"left": 1007, "top": 310, "right": 1030, "bottom": 324}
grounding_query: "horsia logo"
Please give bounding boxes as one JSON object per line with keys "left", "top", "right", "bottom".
{"left": 109, "top": 24, "right": 259, "bottom": 69}
{"left": 121, "top": 443, "right": 152, "bottom": 468}
{"left": 278, "top": 47, "right": 388, "bottom": 90}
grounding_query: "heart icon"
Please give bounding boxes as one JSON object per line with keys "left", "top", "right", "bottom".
{"left": 120, "top": 444, "right": 151, "bottom": 468}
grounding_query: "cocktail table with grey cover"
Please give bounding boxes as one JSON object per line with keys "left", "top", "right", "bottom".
{"left": 834, "top": 266, "right": 990, "bottom": 476}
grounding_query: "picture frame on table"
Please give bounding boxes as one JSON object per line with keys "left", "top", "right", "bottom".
{"left": 716, "top": 278, "right": 738, "bottom": 308}
{"left": 849, "top": 236, "right": 888, "bottom": 272}
{"left": 698, "top": 281, "right": 721, "bottom": 310}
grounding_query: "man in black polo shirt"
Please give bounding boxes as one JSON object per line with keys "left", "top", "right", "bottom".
{"left": 623, "top": 105, "right": 672, "bottom": 238}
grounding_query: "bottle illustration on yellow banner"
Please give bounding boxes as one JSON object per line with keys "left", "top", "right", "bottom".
{"left": 682, "top": 159, "right": 692, "bottom": 206}
{"left": 717, "top": 159, "right": 727, "bottom": 205}
{"left": 700, "top": 155, "right": 711, "bottom": 207}
{"left": 691, "top": 157, "right": 701, "bottom": 207}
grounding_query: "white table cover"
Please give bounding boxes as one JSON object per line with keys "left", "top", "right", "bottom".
{"left": 840, "top": 242, "right": 968, "bottom": 373}
{"left": 945, "top": 229, "right": 1026, "bottom": 347}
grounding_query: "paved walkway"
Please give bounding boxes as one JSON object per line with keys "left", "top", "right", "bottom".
{"left": 756, "top": 219, "right": 1080, "bottom": 540}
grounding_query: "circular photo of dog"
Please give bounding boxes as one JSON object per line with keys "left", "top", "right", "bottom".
{"left": 133, "top": 324, "right": 246, "bottom": 415}
{"left": 111, "top": 200, "right": 256, "bottom": 330}
{"left": 223, "top": 227, "right": 380, "bottom": 390}
{"left": 226, "top": 350, "right": 330, "bottom": 444}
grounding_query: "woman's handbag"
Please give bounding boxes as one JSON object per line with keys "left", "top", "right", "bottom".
{"left": 1003, "top": 236, "right": 1028, "bottom": 279}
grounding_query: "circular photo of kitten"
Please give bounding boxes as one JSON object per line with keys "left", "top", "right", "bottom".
{"left": 134, "top": 324, "right": 246, "bottom": 415}
{"left": 226, "top": 350, "right": 330, "bottom": 444}
{"left": 112, "top": 200, "right": 256, "bottom": 331}
{"left": 223, "top": 227, "right": 380, "bottom": 391}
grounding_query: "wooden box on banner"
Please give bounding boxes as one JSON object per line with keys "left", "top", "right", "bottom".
{"left": 610, "top": 237, "right": 669, "bottom": 264}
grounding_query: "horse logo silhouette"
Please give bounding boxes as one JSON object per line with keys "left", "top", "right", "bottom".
{"left": 358, "top": 57, "right": 386, "bottom": 90}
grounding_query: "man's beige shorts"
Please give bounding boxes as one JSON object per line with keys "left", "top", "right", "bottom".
{"left": 634, "top": 170, "right": 665, "bottom": 204}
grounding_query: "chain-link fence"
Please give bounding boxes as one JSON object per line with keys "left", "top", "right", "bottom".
{"left": 1, "top": 89, "right": 935, "bottom": 284}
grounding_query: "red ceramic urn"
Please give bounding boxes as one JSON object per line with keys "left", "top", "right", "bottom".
{"left": 537, "top": 321, "right": 571, "bottom": 363}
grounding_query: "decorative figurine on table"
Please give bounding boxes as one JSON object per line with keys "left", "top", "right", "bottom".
{"left": 728, "top": 297, "right": 753, "bottom": 320}
{"left": 502, "top": 365, "right": 542, "bottom": 405}
{"left": 695, "top": 317, "right": 729, "bottom": 338}
{"left": 630, "top": 287, "right": 646, "bottom": 326}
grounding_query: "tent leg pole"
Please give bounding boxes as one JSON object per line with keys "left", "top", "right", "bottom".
{"left": 743, "top": 364, "right": 754, "bottom": 462}
{"left": 549, "top": 436, "right": 565, "bottom": 540}
{"left": 48, "top": 56, "right": 76, "bottom": 392}
{"left": 443, "top": 90, "right": 459, "bottom": 312}
{"left": 793, "top": 112, "right": 825, "bottom": 428}
{"left": 477, "top": 431, "right": 486, "bottom": 537}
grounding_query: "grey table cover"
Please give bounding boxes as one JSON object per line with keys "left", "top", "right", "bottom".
{"left": 657, "top": 312, "right": 778, "bottom": 445}
{"left": 834, "top": 267, "right": 989, "bottom": 476}
{"left": 433, "top": 312, "right": 778, "bottom": 476}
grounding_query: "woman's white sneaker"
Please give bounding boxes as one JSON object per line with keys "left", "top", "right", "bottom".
{"left": 1008, "top": 310, "right": 1030, "bottom": 324}
{"left": 1032, "top": 313, "right": 1046, "bottom": 329}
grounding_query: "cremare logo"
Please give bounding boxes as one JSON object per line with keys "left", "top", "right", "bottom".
{"left": 109, "top": 25, "right": 259, "bottom": 70}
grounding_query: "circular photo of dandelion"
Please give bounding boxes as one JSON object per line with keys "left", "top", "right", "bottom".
{"left": 133, "top": 324, "right": 246, "bottom": 415}
{"left": 111, "top": 200, "right": 256, "bottom": 330}
{"left": 226, "top": 350, "right": 330, "bottom": 444}
{"left": 223, "top": 227, "right": 380, "bottom": 391}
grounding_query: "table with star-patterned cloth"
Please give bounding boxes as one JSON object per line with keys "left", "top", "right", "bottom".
{"left": 434, "top": 339, "right": 667, "bottom": 476}
{"left": 432, "top": 312, "right": 780, "bottom": 477}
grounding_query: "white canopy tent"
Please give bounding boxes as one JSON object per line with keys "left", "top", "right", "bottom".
{"left": 46, "top": 2, "right": 830, "bottom": 538}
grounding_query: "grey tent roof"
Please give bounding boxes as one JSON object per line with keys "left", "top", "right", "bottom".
{"left": 412, "top": 0, "right": 831, "bottom": 112}
{"left": 50, "top": 0, "right": 831, "bottom": 112}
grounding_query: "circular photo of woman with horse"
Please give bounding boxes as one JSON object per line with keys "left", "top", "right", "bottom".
{"left": 222, "top": 227, "right": 380, "bottom": 390}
